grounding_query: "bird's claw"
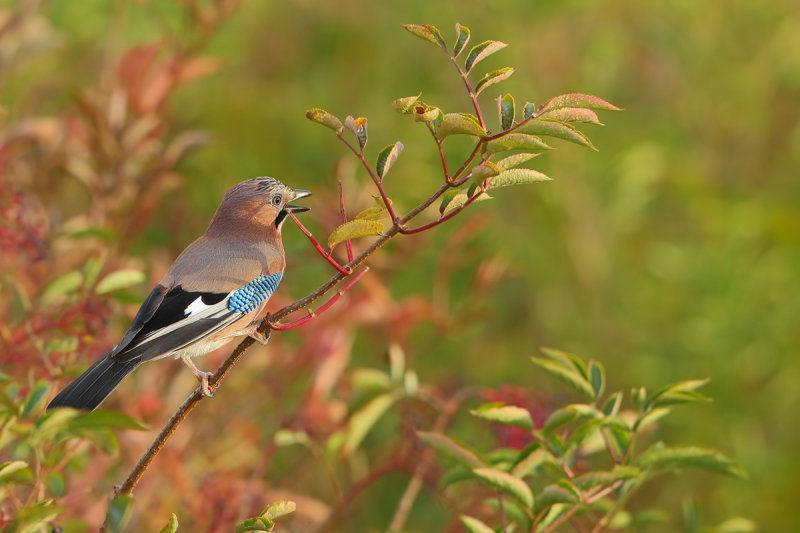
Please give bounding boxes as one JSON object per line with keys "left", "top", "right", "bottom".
{"left": 249, "top": 328, "right": 271, "bottom": 345}
{"left": 198, "top": 371, "right": 216, "bottom": 398}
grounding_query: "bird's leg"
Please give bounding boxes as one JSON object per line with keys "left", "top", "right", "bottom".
{"left": 269, "top": 266, "right": 369, "bottom": 330}
{"left": 181, "top": 355, "right": 215, "bottom": 398}
{"left": 289, "top": 212, "right": 352, "bottom": 275}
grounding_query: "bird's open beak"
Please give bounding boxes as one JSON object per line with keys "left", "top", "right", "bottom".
{"left": 284, "top": 189, "right": 311, "bottom": 213}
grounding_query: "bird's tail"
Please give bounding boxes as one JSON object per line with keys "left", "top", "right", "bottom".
{"left": 47, "top": 355, "right": 140, "bottom": 411}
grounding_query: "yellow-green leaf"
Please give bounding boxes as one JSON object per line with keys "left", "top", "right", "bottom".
{"left": 459, "top": 515, "right": 494, "bottom": 533}
{"left": 439, "top": 188, "right": 491, "bottom": 215}
{"left": 341, "top": 391, "right": 401, "bottom": 457}
{"left": 475, "top": 67, "right": 514, "bottom": 95}
{"left": 473, "top": 467, "right": 534, "bottom": 509}
{"left": 403, "top": 24, "right": 447, "bottom": 50}
{"left": 418, "top": 431, "right": 484, "bottom": 468}
{"left": 486, "top": 133, "right": 552, "bottom": 154}
{"left": 487, "top": 168, "right": 551, "bottom": 190}
{"left": 470, "top": 403, "right": 533, "bottom": 430}
{"left": 538, "top": 107, "right": 603, "bottom": 125}
{"left": 376, "top": 142, "right": 404, "bottom": 179}
{"left": 305, "top": 108, "right": 343, "bottom": 132}
{"left": 498, "top": 93, "right": 515, "bottom": 130}
{"left": 435, "top": 112, "right": 486, "bottom": 139}
{"left": 465, "top": 40, "right": 507, "bottom": 73}
{"left": 328, "top": 219, "right": 383, "bottom": 250}
{"left": 495, "top": 153, "right": 540, "bottom": 170}
{"left": 638, "top": 446, "right": 745, "bottom": 478}
{"left": 95, "top": 269, "right": 146, "bottom": 295}
{"left": 159, "top": 513, "right": 179, "bottom": 533}
{"left": 470, "top": 161, "right": 501, "bottom": 181}
{"left": 412, "top": 103, "right": 441, "bottom": 123}
{"left": 453, "top": 23, "right": 470, "bottom": 58}
{"left": 40, "top": 270, "right": 83, "bottom": 304}
{"left": 392, "top": 93, "right": 421, "bottom": 114}
{"left": 517, "top": 119, "right": 597, "bottom": 150}
{"left": 539, "top": 93, "right": 622, "bottom": 113}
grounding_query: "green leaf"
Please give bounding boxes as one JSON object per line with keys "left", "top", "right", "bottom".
{"left": 711, "top": 517, "right": 758, "bottom": 533}
{"left": 327, "top": 219, "right": 383, "bottom": 250}
{"left": 261, "top": 501, "right": 296, "bottom": 520}
{"left": 159, "top": 513, "right": 179, "bottom": 533}
{"left": 531, "top": 357, "right": 595, "bottom": 400}
{"left": 485, "top": 133, "right": 552, "bottom": 154}
{"left": 498, "top": 93, "right": 515, "bottom": 130}
{"left": 392, "top": 93, "right": 421, "bottom": 113}
{"left": 635, "top": 407, "right": 671, "bottom": 431}
{"left": 646, "top": 378, "right": 712, "bottom": 409}
{"left": 573, "top": 465, "right": 641, "bottom": 490}
{"left": 412, "top": 103, "right": 442, "bottom": 123}
{"left": 470, "top": 403, "right": 533, "bottom": 430}
{"left": 517, "top": 119, "right": 597, "bottom": 150}
{"left": 473, "top": 467, "right": 534, "bottom": 509}
{"left": 350, "top": 368, "right": 391, "bottom": 391}
{"left": 68, "top": 410, "right": 147, "bottom": 432}
{"left": 45, "top": 472, "right": 65, "bottom": 497}
{"left": 539, "top": 93, "right": 622, "bottom": 113}
{"left": 305, "top": 108, "right": 343, "bottom": 133}
{"left": 470, "top": 161, "right": 501, "bottom": 182}
{"left": 459, "top": 515, "right": 494, "bottom": 533}
{"left": 435, "top": 112, "right": 487, "bottom": 139}
{"left": 273, "top": 429, "right": 311, "bottom": 447}
{"left": 453, "top": 23, "right": 470, "bottom": 57}
{"left": 105, "top": 495, "right": 133, "bottom": 533}
{"left": 487, "top": 168, "right": 552, "bottom": 190}
{"left": 439, "top": 188, "right": 491, "bottom": 215}
{"left": 539, "top": 347, "right": 590, "bottom": 380}
{"left": 542, "top": 407, "right": 578, "bottom": 433}
{"left": 417, "top": 431, "right": 484, "bottom": 468}
{"left": 564, "top": 418, "right": 604, "bottom": 453}
{"left": 376, "top": 142, "right": 404, "bottom": 180}
{"left": 21, "top": 381, "right": 50, "bottom": 418}
{"left": 83, "top": 256, "right": 105, "bottom": 289}
{"left": 0, "top": 461, "right": 31, "bottom": 484}
{"left": 465, "top": 40, "right": 507, "bottom": 73}
{"left": 538, "top": 107, "right": 603, "bottom": 125}
{"left": 39, "top": 270, "right": 83, "bottom": 304}
{"left": 589, "top": 360, "right": 605, "bottom": 399}
{"left": 510, "top": 443, "right": 551, "bottom": 478}
{"left": 439, "top": 465, "right": 477, "bottom": 488}
{"left": 638, "top": 446, "right": 745, "bottom": 477}
{"left": 402, "top": 23, "right": 447, "bottom": 50}
{"left": 475, "top": 67, "right": 514, "bottom": 96}
{"left": 95, "top": 269, "right": 146, "bottom": 295}
{"left": 523, "top": 102, "right": 535, "bottom": 119}
{"left": 602, "top": 391, "right": 623, "bottom": 417}
{"left": 8, "top": 499, "right": 62, "bottom": 533}
{"left": 535, "top": 483, "right": 579, "bottom": 512}
{"left": 341, "top": 391, "right": 400, "bottom": 456}
{"left": 495, "top": 153, "right": 540, "bottom": 171}
{"left": 344, "top": 116, "right": 368, "bottom": 150}
{"left": 354, "top": 196, "right": 392, "bottom": 222}
{"left": 236, "top": 517, "right": 274, "bottom": 532}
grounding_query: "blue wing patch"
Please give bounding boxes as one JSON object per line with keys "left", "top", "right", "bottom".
{"left": 227, "top": 272, "right": 283, "bottom": 314}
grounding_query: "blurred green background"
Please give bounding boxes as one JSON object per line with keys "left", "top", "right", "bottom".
{"left": 4, "top": 0, "right": 799, "bottom": 530}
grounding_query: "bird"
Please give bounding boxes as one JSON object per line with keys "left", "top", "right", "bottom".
{"left": 47, "top": 177, "right": 310, "bottom": 411}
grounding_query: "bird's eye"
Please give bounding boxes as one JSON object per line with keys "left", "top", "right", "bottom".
{"left": 270, "top": 194, "right": 283, "bottom": 207}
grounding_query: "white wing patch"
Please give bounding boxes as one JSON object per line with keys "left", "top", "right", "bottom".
{"left": 185, "top": 296, "right": 214, "bottom": 317}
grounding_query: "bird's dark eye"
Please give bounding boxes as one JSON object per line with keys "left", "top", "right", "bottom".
{"left": 270, "top": 194, "right": 283, "bottom": 207}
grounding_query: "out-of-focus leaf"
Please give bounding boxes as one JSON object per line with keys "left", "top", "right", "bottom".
{"left": 517, "top": 119, "right": 596, "bottom": 150}
{"left": 159, "top": 513, "right": 179, "bottom": 533}
{"left": 327, "top": 219, "right": 383, "bottom": 250}
{"left": 495, "top": 153, "right": 539, "bottom": 170}
{"left": 341, "top": 391, "right": 400, "bottom": 457}
{"left": 164, "top": 130, "right": 212, "bottom": 166}
{"left": 376, "top": 142, "right": 404, "bottom": 179}
{"left": 646, "top": 378, "right": 712, "bottom": 409}
{"left": 453, "top": 23, "right": 470, "bottom": 57}
{"left": 602, "top": 391, "right": 624, "bottom": 417}
{"left": 305, "top": 108, "right": 344, "bottom": 133}
{"left": 403, "top": 370, "right": 419, "bottom": 396}
{"left": 465, "top": 40, "right": 507, "bottom": 73}
{"left": 711, "top": 517, "right": 758, "bottom": 533}
{"left": 344, "top": 116, "right": 368, "bottom": 149}
{"left": 523, "top": 102, "right": 535, "bottom": 119}
{"left": 8, "top": 499, "right": 62, "bottom": 533}
{"left": 417, "top": 431, "right": 484, "bottom": 468}
{"left": 402, "top": 24, "right": 447, "bottom": 50}
{"left": 439, "top": 465, "right": 476, "bottom": 488}
{"left": 638, "top": 446, "right": 746, "bottom": 477}
{"left": 498, "top": 93, "right": 515, "bottom": 130}
{"left": 21, "top": 381, "right": 50, "bottom": 418}
{"left": 105, "top": 495, "right": 133, "bottom": 533}
{"left": 473, "top": 467, "right": 534, "bottom": 509}
{"left": 46, "top": 472, "right": 65, "bottom": 497}
{"left": 532, "top": 357, "right": 595, "bottom": 400}
{"left": 435, "top": 112, "right": 486, "bottom": 139}
{"left": 589, "top": 360, "right": 606, "bottom": 399}
{"left": 273, "top": 429, "right": 311, "bottom": 447}
{"left": 83, "top": 256, "right": 105, "bottom": 289}
{"left": 459, "top": 515, "right": 494, "bottom": 533}
{"left": 392, "top": 94, "right": 421, "bottom": 113}
{"left": 95, "top": 269, "right": 146, "bottom": 294}
{"left": 235, "top": 517, "right": 273, "bottom": 532}
{"left": 261, "top": 501, "right": 296, "bottom": 520}
{"left": 487, "top": 168, "right": 551, "bottom": 190}
{"left": 535, "top": 483, "right": 579, "bottom": 512}
{"left": 542, "top": 407, "right": 579, "bottom": 433}
{"left": 538, "top": 107, "right": 603, "bottom": 125}
{"left": 485, "top": 133, "right": 552, "bottom": 154}
{"left": 350, "top": 368, "right": 391, "bottom": 391}
{"left": 475, "top": 67, "right": 514, "bottom": 95}
{"left": 540, "top": 348, "right": 590, "bottom": 380}
{"left": 539, "top": 93, "right": 622, "bottom": 113}
{"left": 0, "top": 461, "right": 31, "bottom": 484}
{"left": 572, "top": 465, "right": 641, "bottom": 490}
{"left": 39, "top": 270, "right": 83, "bottom": 305}
{"left": 635, "top": 407, "right": 671, "bottom": 431}
{"left": 470, "top": 403, "right": 533, "bottom": 429}
{"left": 67, "top": 410, "right": 147, "bottom": 432}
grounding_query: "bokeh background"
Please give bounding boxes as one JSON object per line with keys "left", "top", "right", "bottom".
{"left": 2, "top": 0, "right": 798, "bottom": 531}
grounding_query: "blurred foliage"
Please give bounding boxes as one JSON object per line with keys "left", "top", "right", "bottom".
{"left": 1, "top": 0, "right": 798, "bottom": 531}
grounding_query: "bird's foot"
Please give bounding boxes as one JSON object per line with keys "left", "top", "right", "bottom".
{"left": 249, "top": 328, "right": 271, "bottom": 345}
{"left": 181, "top": 356, "right": 217, "bottom": 398}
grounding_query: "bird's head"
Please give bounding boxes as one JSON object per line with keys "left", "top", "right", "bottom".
{"left": 212, "top": 177, "right": 311, "bottom": 234}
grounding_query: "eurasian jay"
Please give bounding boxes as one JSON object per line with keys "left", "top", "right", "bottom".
{"left": 47, "top": 177, "right": 310, "bottom": 411}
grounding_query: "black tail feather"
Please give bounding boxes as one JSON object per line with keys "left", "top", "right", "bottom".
{"left": 48, "top": 355, "right": 140, "bottom": 411}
